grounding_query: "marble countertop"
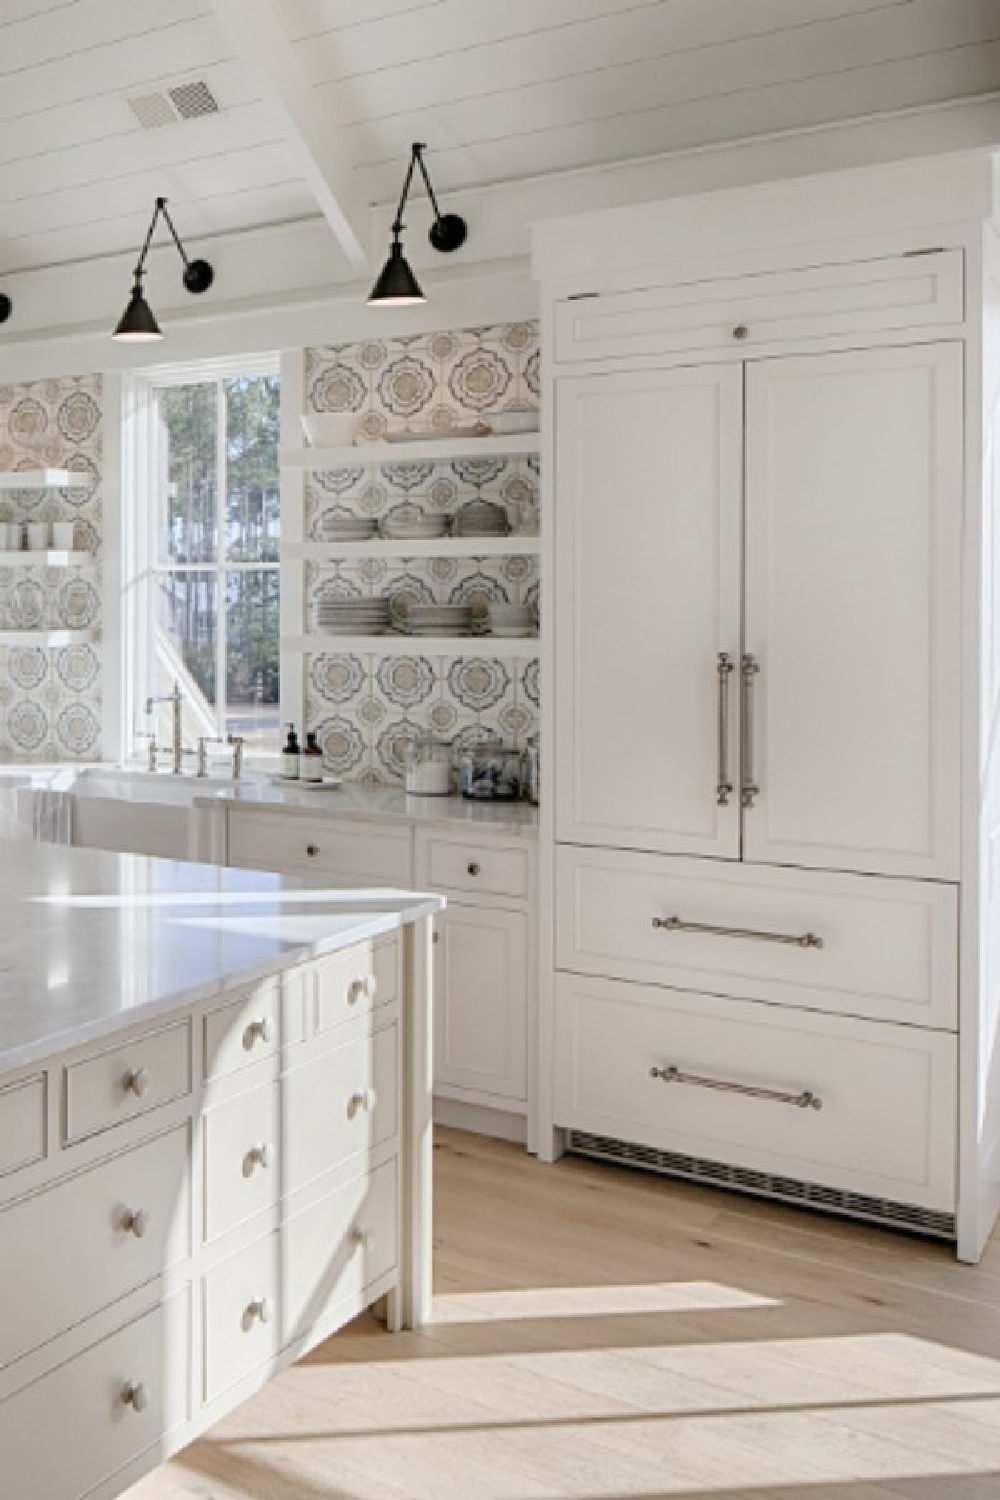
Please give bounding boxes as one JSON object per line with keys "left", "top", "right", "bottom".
{"left": 193, "top": 779, "right": 540, "bottom": 836}
{"left": 0, "top": 765, "right": 539, "bottom": 837}
{"left": 0, "top": 841, "right": 442, "bottom": 1075}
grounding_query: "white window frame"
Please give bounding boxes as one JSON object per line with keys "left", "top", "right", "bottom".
{"left": 121, "top": 353, "right": 281, "bottom": 761}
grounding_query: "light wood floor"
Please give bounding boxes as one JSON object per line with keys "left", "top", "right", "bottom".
{"left": 128, "top": 1129, "right": 1000, "bottom": 1499}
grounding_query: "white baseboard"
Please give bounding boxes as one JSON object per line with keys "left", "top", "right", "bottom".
{"left": 433, "top": 1096, "right": 528, "bottom": 1146}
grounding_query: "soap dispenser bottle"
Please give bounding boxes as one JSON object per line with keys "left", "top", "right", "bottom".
{"left": 302, "top": 731, "right": 324, "bottom": 784}
{"left": 282, "top": 724, "right": 301, "bottom": 780}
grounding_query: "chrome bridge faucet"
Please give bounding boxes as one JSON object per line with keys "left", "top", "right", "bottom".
{"left": 144, "top": 680, "right": 189, "bottom": 774}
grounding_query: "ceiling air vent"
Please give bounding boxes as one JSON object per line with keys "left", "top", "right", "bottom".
{"left": 127, "top": 79, "right": 220, "bottom": 130}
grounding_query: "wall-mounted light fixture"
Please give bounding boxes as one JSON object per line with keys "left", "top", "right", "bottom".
{"left": 368, "top": 142, "right": 466, "bottom": 306}
{"left": 112, "top": 196, "right": 214, "bottom": 342}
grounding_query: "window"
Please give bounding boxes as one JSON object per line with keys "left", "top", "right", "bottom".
{"left": 129, "top": 362, "right": 281, "bottom": 759}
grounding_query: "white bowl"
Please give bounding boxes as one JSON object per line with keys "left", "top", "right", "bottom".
{"left": 487, "top": 409, "right": 539, "bottom": 436}
{"left": 301, "top": 413, "right": 361, "bottom": 447}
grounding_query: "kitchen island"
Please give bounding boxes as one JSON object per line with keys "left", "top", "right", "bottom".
{"left": 0, "top": 841, "right": 441, "bottom": 1500}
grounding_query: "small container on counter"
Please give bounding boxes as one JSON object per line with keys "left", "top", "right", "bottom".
{"left": 404, "top": 735, "right": 453, "bottom": 797}
{"left": 302, "top": 731, "right": 324, "bottom": 783}
{"left": 458, "top": 740, "right": 523, "bottom": 801}
{"left": 281, "top": 724, "right": 301, "bottom": 779}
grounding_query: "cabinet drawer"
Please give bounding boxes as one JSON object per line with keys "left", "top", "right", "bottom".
{"left": 65, "top": 1020, "right": 192, "bottom": 1145}
{"left": 283, "top": 1157, "right": 397, "bottom": 1347}
{"left": 204, "top": 980, "right": 285, "bottom": 1084}
{"left": 204, "top": 1233, "right": 279, "bottom": 1403}
{"left": 312, "top": 939, "right": 378, "bottom": 1036}
{"left": 555, "top": 250, "right": 963, "bottom": 363}
{"left": 0, "top": 1074, "right": 46, "bottom": 1178}
{"left": 0, "top": 1125, "right": 190, "bottom": 1372}
{"left": 0, "top": 1294, "right": 189, "bottom": 1500}
{"left": 203, "top": 1081, "right": 279, "bottom": 1243}
{"left": 556, "top": 846, "right": 958, "bottom": 1030}
{"left": 554, "top": 974, "right": 957, "bottom": 1213}
{"left": 285, "top": 1022, "right": 398, "bottom": 1194}
{"left": 425, "top": 836, "right": 530, "bottom": 900}
{"left": 228, "top": 810, "right": 412, "bottom": 886}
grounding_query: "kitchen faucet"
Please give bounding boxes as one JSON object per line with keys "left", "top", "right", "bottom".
{"left": 144, "top": 680, "right": 188, "bottom": 774}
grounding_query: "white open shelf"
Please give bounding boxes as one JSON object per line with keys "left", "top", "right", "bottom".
{"left": 0, "top": 550, "right": 94, "bottom": 567}
{"left": 284, "top": 633, "right": 540, "bottom": 658}
{"left": 0, "top": 629, "right": 96, "bottom": 646}
{"left": 281, "top": 432, "right": 539, "bottom": 469}
{"left": 286, "top": 536, "right": 539, "bottom": 561}
{"left": 0, "top": 469, "right": 90, "bottom": 490}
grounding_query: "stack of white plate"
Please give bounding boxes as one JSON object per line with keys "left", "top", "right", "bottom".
{"left": 321, "top": 514, "right": 378, "bottom": 542}
{"left": 316, "top": 597, "right": 391, "bottom": 635}
{"left": 487, "top": 409, "right": 539, "bottom": 436}
{"left": 452, "top": 500, "right": 510, "bottom": 538}
{"left": 400, "top": 603, "right": 475, "bottom": 637}
{"left": 488, "top": 603, "right": 538, "bottom": 638}
{"left": 380, "top": 504, "right": 450, "bottom": 541}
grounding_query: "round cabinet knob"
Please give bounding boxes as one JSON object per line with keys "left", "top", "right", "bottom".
{"left": 467, "top": 861, "right": 481, "bottom": 877}
{"left": 347, "top": 976, "right": 376, "bottom": 1007}
{"left": 244, "top": 1142, "right": 273, "bottom": 1174}
{"left": 733, "top": 324, "right": 749, "bottom": 341}
{"left": 121, "top": 1381, "right": 149, "bottom": 1414}
{"left": 351, "top": 1227, "right": 376, "bottom": 1252}
{"left": 348, "top": 1088, "right": 377, "bottom": 1119}
{"left": 122, "top": 1066, "right": 150, "bottom": 1099}
{"left": 246, "top": 1297, "right": 272, "bottom": 1326}
{"left": 306, "top": 843, "right": 320, "bottom": 857}
{"left": 244, "top": 1016, "right": 273, "bottom": 1049}
{"left": 121, "top": 1208, "right": 149, "bottom": 1240}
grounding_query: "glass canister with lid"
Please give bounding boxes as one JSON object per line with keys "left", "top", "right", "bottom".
{"left": 457, "top": 738, "right": 523, "bottom": 801}
{"left": 404, "top": 735, "right": 453, "bottom": 796}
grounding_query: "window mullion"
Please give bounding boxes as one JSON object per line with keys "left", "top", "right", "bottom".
{"left": 216, "top": 376, "right": 227, "bottom": 737}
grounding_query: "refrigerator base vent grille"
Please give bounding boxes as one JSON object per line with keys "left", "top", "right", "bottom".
{"left": 567, "top": 1130, "right": 956, "bottom": 1240}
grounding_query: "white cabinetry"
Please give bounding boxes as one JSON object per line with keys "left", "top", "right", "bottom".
{"left": 221, "top": 805, "right": 538, "bottom": 1145}
{"left": 0, "top": 932, "right": 432, "bottom": 1499}
{"left": 534, "top": 156, "right": 995, "bottom": 1256}
{"left": 555, "top": 363, "right": 742, "bottom": 857}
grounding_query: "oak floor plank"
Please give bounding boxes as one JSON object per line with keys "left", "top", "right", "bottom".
{"left": 126, "top": 1129, "right": 1000, "bottom": 1499}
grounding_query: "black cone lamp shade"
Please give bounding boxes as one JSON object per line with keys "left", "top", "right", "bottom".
{"left": 113, "top": 274, "right": 163, "bottom": 343}
{"left": 112, "top": 197, "right": 214, "bottom": 342}
{"left": 369, "top": 144, "right": 466, "bottom": 306}
{"left": 369, "top": 239, "right": 425, "bottom": 306}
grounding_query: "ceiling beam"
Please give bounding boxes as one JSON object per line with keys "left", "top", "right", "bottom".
{"left": 209, "top": 0, "right": 370, "bottom": 269}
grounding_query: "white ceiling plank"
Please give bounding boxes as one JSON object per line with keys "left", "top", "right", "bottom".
{"left": 307, "top": 0, "right": 1000, "bottom": 126}
{"left": 0, "top": 0, "right": 211, "bottom": 77}
{"left": 0, "top": 60, "right": 259, "bottom": 166}
{"left": 294, "top": 0, "right": 913, "bottom": 82}
{"left": 357, "top": 41, "right": 1000, "bottom": 197}
{"left": 210, "top": 0, "right": 370, "bottom": 267}
{"left": 283, "top": 0, "right": 442, "bottom": 36}
{"left": 0, "top": 15, "right": 237, "bottom": 124}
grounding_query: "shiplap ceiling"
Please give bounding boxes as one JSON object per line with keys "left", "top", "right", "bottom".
{"left": 1, "top": 0, "right": 999, "bottom": 277}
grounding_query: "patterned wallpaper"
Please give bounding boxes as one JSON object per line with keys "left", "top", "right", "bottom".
{"left": 302, "top": 322, "right": 540, "bottom": 784}
{"left": 0, "top": 375, "right": 102, "bottom": 760}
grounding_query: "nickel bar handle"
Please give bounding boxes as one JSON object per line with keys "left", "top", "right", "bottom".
{"left": 650, "top": 1063, "right": 822, "bottom": 1111}
{"left": 716, "top": 651, "right": 734, "bottom": 806}
{"left": 652, "top": 915, "right": 823, "bottom": 950}
{"left": 741, "top": 652, "right": 760, "bottom": 808}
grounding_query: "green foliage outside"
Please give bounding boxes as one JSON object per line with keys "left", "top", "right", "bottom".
{"left": 158, "top": 376, "right": 280, "bottom": 720}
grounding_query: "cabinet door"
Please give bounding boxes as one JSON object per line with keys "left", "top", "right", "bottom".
{"left": 555, "top": 364, "right": 742, "bottom": 857}
{"left": 433, "top": 904, "right": 527, "bottom": 1104}
{"left": 743, "top": 343, "right": 962, "bottom": 878}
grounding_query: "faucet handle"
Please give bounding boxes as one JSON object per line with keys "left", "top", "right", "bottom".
{"left": 226, "top": 734, "right": 245, "bottom": 780}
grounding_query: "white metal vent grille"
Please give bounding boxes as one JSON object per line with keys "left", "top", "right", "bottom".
{"left": 127, "top": 80, "right": 219, "bottom": 130}
{"left": 127, "top": 92, "right": 177, "bottom": 130}
{"left": 568, "top": 1131, "right": 956, "bottom": 1240}
{"left": 168, "top": 80, "right": 219, "bottom": 120}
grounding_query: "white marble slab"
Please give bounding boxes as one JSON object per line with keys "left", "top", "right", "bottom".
{"left": 193, "top": 779, "right": 540, "bottom": 836}
{"left": 0, "top": 841, "right": 441, "bottom": 1074}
